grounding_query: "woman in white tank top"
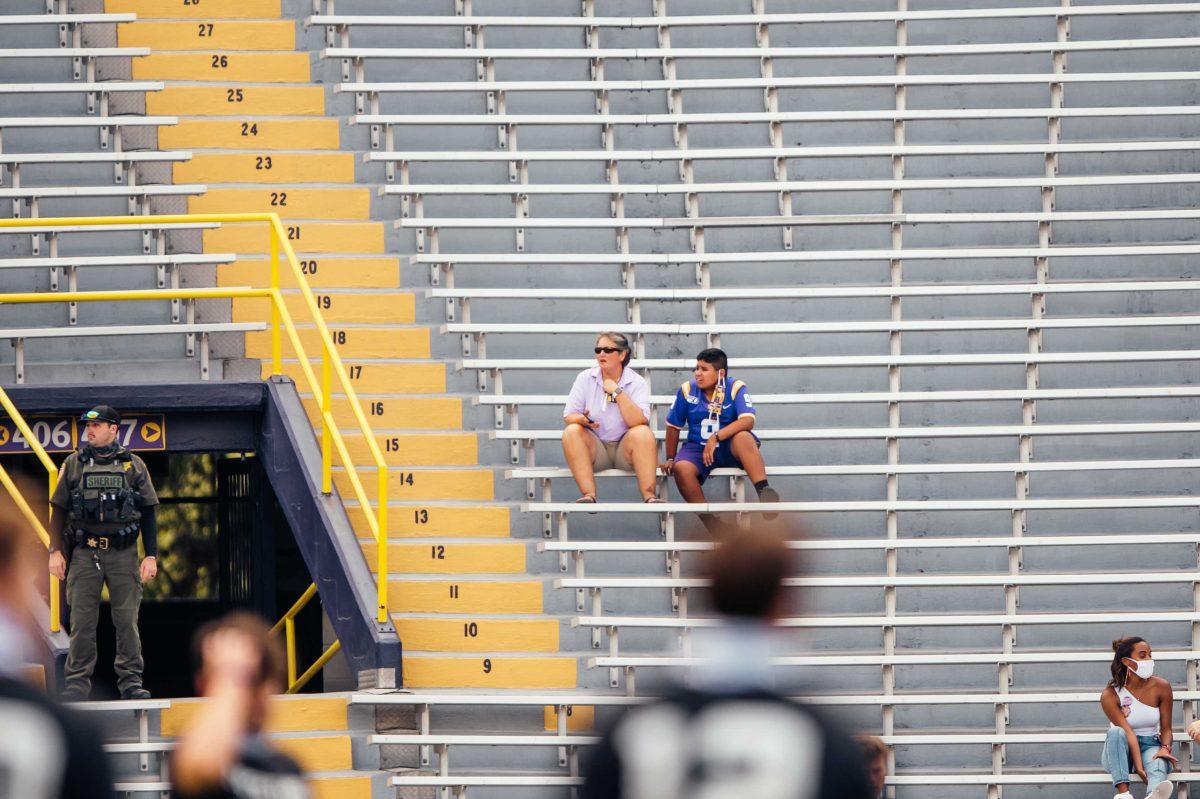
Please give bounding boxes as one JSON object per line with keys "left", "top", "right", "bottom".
{"left": 1100, "top": 636, "right": 1178, "bottom": 799}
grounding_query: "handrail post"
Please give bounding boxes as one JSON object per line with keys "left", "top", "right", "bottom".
{"left": 285, "top": 615, "right": 297, "bottom": 688}
{"left": 377, "top": 468, "right": 388, "bottom": 623}
{"left": 269, "top": 221, "right": 282, "bottom": 375}
{"left": 47, "top": 470, "right": 60, "bottom": 633}
{"left": 322, "top": 342, "right": 333, "bottom": 495}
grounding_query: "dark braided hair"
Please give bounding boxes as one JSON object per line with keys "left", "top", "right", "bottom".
{"left": 1111, "top": 635, "right": 1146, "bottom": 688}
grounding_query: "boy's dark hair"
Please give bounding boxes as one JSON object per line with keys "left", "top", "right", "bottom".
{"left": 191, "top": 612, "right": 288, "bottom": 689}
{"left": 696, "top": 348, "right": 728, "bottom": 375}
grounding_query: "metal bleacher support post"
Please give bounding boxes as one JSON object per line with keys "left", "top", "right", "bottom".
{"left": 883, "top": 4, "right": 905, "bottom": 795}
{"left": 1190, "top": 564, "right": 1200, "bottom": 795}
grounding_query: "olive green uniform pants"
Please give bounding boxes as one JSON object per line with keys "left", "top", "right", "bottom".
{"left": 64, "top": 544, "right": 144, "bottom": 694}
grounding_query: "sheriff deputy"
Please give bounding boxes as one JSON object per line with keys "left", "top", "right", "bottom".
{"left": 47, "top": 406, "right": 159, "bottom": 701}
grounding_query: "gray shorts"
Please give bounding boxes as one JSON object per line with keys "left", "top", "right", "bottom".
{"left": 592, "top": 433, "right": 635, "bottom": 471}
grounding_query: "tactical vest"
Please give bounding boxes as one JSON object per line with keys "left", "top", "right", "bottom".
{"left": 68, "top": 451, "right": 141, "bottom": 536}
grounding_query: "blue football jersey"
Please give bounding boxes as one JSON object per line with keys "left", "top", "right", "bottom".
{"left": 665, "top": 378, "right": 755, "bottom": 444}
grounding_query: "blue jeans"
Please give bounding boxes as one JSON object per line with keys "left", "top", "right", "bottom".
{"left": 1102, "top": 727, "right": 1171, "bottom": 789}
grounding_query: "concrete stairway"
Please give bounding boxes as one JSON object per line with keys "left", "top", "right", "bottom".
{"left": 106, "top": 0, "right": 559, "bottom": 693}
{"left": 88, "top": 693, "right": 388, "bottom": 798}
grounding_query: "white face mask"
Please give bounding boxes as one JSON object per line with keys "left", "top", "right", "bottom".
{"left": 1126, "top": 658, "right": 1155, "bottom": 679}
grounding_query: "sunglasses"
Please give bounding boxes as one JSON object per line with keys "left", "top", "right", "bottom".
{"left": 594, "top": 347, "right": 623, "bottom": 354}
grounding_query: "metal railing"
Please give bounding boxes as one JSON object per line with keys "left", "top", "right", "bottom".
{"left": 271, "top": 583, "right": 343, "bottom": 693}
{"left": 0, "top": 214, "right": 392, "bottom": 683}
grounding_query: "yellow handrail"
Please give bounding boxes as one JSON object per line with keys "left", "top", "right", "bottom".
{"left": 269, "top": 583, "right": 343, "bottom": 693}
{"left": 0, "top": 386, "right": 62, "bottom": 632}
{"left": 0, "top": 214, "right": 394, "bottom": 674}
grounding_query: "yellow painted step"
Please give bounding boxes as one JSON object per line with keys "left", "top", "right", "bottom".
{"left": 191, "top": 188, "right": 371, "bottom": 220}
{"left": 151, "top": 86, "right": 325, "bottom": 117}
{"left": 274, "top": 736, "right": 352, "bottom": 772}
{"left": 404, "top": 656, "right": 576, "bottom": 689}
{"left": 162, "top": 695, "right": 349, "bottom": 736}
{"left": 119, "top": 21, "right": 295, "bottom": 51}
{"left": 311, "top": 776, "right": 372, "bottom": 799}
{"left": 396, "top": 617, "right": 559, "bottom": 653}
{"left": 544, "top": 704, "right": 595, "bottom": 732}
{"left": 234, "top": 291, "right": 411, "bottom": 324}
{"left": 334, "top": 467, "right": 492, "bottom": 501}
{"left": 274, "top": 361, "right": 445, "bottom": 395}
{"left": 361, "top": 540, "right": 524, "bottom": 574}
{"left": 249, "top": 326, "right": 428, "bottom": 359}
{"left": 179, "top": 153, "right": 352, "bottom": 183}
{"left": 134, "top": 52, "right": 309, "bottom": 82}
{"left": 342, "top": 432, "right": 478, "bottom": 466}
{"left": 23, "top": 664, "right": 45, "bottom": 691}
{"left": 391, "top": 579, "right": 540, "bottom": 614}
{"left": 106, "top": 0, "right": 282, "bottom": 18}
{"left": 319, "top": 396, "right": 461, "bottom": 431}
{"left": 220, "top": 257, "right": 398, "bottom": 289}
{"left": 161, "top": 119, "right": 339, "bottom": 150}
{"left": 351, "top": 504, "right": 509, "bottom": 539}
{"left": 210, "top": 223, "right": 382, "bottom": 256}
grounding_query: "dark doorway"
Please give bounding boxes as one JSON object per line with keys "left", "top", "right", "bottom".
{"left": 77, "top": 452, "right": 318, "bottom": 698}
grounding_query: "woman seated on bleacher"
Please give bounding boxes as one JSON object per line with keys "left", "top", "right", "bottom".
{"left": 1101, "top": 636, "right": 1177, "bottom": 799}
{"left": 562, "top": 331, "right": 662, "bottom": 503}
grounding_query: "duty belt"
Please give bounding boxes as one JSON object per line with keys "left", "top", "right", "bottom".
{"left": 73, "top": 526, "right": 136, "bottom": 551}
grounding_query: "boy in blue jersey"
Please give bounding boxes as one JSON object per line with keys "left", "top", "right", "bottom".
{"left": 660, "top": 349, "right": 779, "bottom": 522}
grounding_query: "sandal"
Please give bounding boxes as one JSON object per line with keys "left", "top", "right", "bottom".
{"left": 644, "top": 496, "right": 666, "bottom": 503}
{"left": 575, "top": 494, "right": 598, "bottom": 514}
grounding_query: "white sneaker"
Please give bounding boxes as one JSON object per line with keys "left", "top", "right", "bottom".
{"left": 1147, "top": 782, "right": 1173, "bottom": 799}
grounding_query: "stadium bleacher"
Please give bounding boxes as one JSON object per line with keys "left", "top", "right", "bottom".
{"left": 2, "top": 0, "right": 1200, "bottom": 795}
{"left": 307, "top": 0, "right": 1200, "bottom": 795}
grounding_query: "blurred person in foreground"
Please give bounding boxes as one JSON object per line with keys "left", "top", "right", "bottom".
{"left": 1188, "top": 716, "right": 1200, "bottom": 751}
{"left": 0, "top": 509, "right": 114, "bottom": 799}
{"left": 171, "top": 613, "right": 309, "bottom": 799}
{"left": 582, "top": 524, "right": 872, "bottom": 799}
{"left": 855, "top": 734, "right": 888, "bottom": 799}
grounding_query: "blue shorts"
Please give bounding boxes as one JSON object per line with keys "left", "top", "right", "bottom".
{"left": 675, "top": 436, "right": 758, "bottom": 485}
